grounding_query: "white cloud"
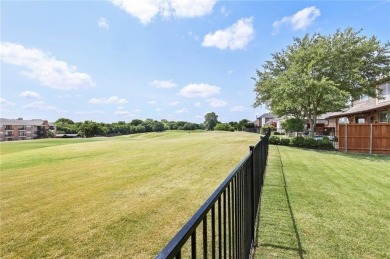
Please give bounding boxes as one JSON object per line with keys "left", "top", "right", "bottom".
{"left": 207, "top": 98, "right": 228, "bottom": 107}
{"left": 155, "top": 108, "right": 162, "bottom": 111}
{"left": 168, "top": 101, "right": 180, "bottom": 106}
{"left": 111, "top": 0, "right": 216, "bottom": 24}
{"left": 273, "top": 6, "right": 320, "bottom": 34}
{"left": 202, "top": 17, "right": 254, "bottom": 50}
{"left": 149, "top": 79, "right": 177, "bottom": 89}
{"left": 0, "top": 97, "right": 15, "bottom": 106}
{"left": 97, "top": 17, "right": 109, "bottom": 29}
{"left": 175, "top": 108, "right": 188, "bottom": 114}
{"left": 0, "top": 42, "right": 95, "bottom": 90}
{"left": 22, "top": 101, "right": 56, "bottom": 111}
{"left": 231, "top": 105, "right": 250, "bottom": 112}
{"left": 148, "top": 100, "right": 157, "bottom": 105}
{"left": 89, "top": 96, "right": 128, "bottom": 104}
{"left": 170, "top": 0, "right": 216, "bottom": 17}
{"left": 228, "top": 70, "right": 234, "bottom": 74}
{"left": 20, "top": 91, "right": 42, "bottom": 99}
{"left": 76, "top": 110, "right": 106, "bottom": 115}
{"left": 179, "top": 83, "right": 220, "bottom": 98}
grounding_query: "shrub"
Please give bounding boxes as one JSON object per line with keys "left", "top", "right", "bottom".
{"left": 269, "top": 136, "right": 281, "bottom": 145}
{"left": 261, "top": 125, "right": 276, "bottom": 134}
{"left": 280, "top": 138, "right": 290, "bottom": 146}
{"left": 318, "top": 139, "right": 335, "bottom": 150}
{"left": 291, "top": 136, "right": 305, "bottom": 147}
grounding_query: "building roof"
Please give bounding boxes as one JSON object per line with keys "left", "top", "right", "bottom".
{"left": 257, "top": 113, "right": 275, "bottom": 119}
{"left": 0, "top": 118, "right": 54, "bottom": 126}
{"left": 326, "top": 100, "right": 390, "bottom": 119}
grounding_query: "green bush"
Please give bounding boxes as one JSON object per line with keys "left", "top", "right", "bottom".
{"left": 291, "top": 136, "right": 305, "bottom": 147}
{"left": 304, "top": 138, "right": 320, "bottom": 149}
{"left": 318, "top": 139, "right": 335, "bottom": 150}
{"left": 269, "top": 136, "right": 281, "bottom": 145}
{"left": 261, "top": 125, "right": 276, "bottom": 134}
{"left": 280, "top": 138, "right": 290, "bottom": 146}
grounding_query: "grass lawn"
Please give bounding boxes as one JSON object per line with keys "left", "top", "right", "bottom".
{"left": 256, "top": 145, "right": 390, "bottom": 258}
{"left": 0, "top": 131, "right": 261, "bottom": 258}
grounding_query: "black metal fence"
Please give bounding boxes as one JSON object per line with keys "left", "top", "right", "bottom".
{"left": 156, "top": 133, "right": 270, "bottom": 258}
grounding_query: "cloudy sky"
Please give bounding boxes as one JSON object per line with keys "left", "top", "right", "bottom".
{"left": 1, "top": 0, "right": 389, "bottom": 123}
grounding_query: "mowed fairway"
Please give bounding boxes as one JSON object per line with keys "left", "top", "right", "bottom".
{"left": 0, "top": 131, "right": 260, "bottom": 258}
{"left": 256, "top": 146, "right": 390, "bottom": 258}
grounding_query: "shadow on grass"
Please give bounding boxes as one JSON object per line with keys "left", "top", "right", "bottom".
{"left": 255, "top": 147, "right": 305, "bottom": 259}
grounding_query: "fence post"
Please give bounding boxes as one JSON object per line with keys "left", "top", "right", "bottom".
{"left": 370, "top": 123, "right": 373, "bottom": 155}
{"left": 345, "top": 124, "right": 348, "bottom": 152}
{"left": 249, "top": 145, "right": 255, "bottom": 252}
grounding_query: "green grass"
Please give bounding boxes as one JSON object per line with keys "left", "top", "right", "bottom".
{"left": 0, "top": 131, "right": 261, "bottom": 258}
{"left": 0, "top": 137, "right": 105, "bottom": 155}
{"left": 256, "top": 145, "right": 390, "bottom": 258}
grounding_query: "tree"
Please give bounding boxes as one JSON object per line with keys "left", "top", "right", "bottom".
{"left": 204, "top": 112, "right": 219, "bottom": 131}
{"left": 152, "top": 121, "right": 165, "bottom": 132}
{"left": 254, "top": 28, "right": 390, "bottom": 137}
{"left": 281, "top": 118, "right": 304, "bottom": 133}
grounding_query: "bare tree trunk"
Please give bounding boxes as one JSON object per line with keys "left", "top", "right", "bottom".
{"left": 308, "top": 114, "right": 317, "bottom": 137}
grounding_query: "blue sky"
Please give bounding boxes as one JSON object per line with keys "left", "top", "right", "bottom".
{"left": 1, "top": 0, "right": 389, "bottom": 123}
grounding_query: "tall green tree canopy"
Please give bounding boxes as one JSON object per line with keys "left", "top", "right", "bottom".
{"left": 204, "top": 112, "right": 219, "bottom": 131}
{"left": 254, "top": 28, "right": 390, "bottom": 137}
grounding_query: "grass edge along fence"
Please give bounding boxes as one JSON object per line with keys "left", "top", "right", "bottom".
{"left": 156, "top": 132, "right": 270, "bottom": 258}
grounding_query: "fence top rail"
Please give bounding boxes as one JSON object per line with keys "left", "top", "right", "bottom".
{"left": 155, "top": 135, "right": 268, "bottom": 259}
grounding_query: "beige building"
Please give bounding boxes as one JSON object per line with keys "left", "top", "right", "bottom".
{"left": 0, "top": 118, "right": 56, "bottom": 141}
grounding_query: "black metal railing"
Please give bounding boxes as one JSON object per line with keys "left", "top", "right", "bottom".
{"left": 156, "top": 133, "right": 270, "bottom": 258}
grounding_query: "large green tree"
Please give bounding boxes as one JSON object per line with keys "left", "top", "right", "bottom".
{"left": 254, "top": 28, "right": 390, "bottom": 137}
{"left": 204, "top": 112, "right": 219, "bottom": 131}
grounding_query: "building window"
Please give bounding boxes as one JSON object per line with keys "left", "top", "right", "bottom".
{"left": 379, "top": 111, "right": 390, "bottom": 123}
{"left": 356, "top": 116, "right": 365, "bottom": 123}
{"left": 338, "top": 117, "right": 349, "bottom": 124}
{"left": 5, "top": 125, "right": 12, "bottom": 130}
{"left": 379, "top": 82, "right": 390, "bottom": 103}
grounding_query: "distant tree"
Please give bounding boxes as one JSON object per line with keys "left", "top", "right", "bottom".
{"left": 130, "top": 119, "right": 143, "bottom": 126}
{"left": 183, "top": 122, "right": 196, "bottom": 130}
{"left": 254, "top": 28, "right": 390, "bottom": 137}
{"left": 215, "top": 123, "right": 235, "bottom": 131}
{"left": 55, "top": 118, "right": 74, "bottom": 124}
{"left": 204, "top": 112, "right": 219, "bottom": 131}
{"left": 238, "top": 119, "right": 254, "bottom": 130}
{"left": 152, "top": 121, "right": 165, "bottom": 132}
{"left": 228, "top": 121, "right": 239, "bottom": 131}
{"left": 281, "top": 118, "right": 305, "bottom": 133}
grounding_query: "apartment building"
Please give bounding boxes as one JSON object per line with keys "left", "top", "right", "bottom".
{"left": 0, "top": 118, "right": 56, "bottom": 141}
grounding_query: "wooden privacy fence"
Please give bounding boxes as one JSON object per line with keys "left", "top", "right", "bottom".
{"left": 338, "top": 124, "right": 390, "bottom": 154}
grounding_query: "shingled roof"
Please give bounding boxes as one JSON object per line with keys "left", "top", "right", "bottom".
{"left": 326, "top": 100, "right": 390, "bottom": 119}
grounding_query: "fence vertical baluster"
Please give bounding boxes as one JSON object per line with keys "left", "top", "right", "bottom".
{"left": 223, "top": 191, "right": 227, "bottom": 259}
{"left": 212, "top": 205, "right": 216, "bottom": 259}
{"left": 227, "top": 184, "right": 232, "bottom": 258}
{"left": 218, "top": 198, "right": 222, "bottom": 258}
{"left": 203, "top": 218, "right": 207, "bottom": 258}
{"left": 191, "top": 231, "right": 196, "bottom": 258}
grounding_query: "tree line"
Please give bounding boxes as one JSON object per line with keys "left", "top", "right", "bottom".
{"left": 54, "top": 113, "right": 256, "bottom": 138}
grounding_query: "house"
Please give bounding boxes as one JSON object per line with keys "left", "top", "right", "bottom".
{"left": 326, "top": 81, "right": 390, "bottom": 131}
{"left": 254, "top": 113, "right": 277, "bottom": 128}
{"left": 0, "top": 118, "right": 56, "bottom": 141}
{"left": 325, "top": 81, "right": 390, "bottom": 154}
